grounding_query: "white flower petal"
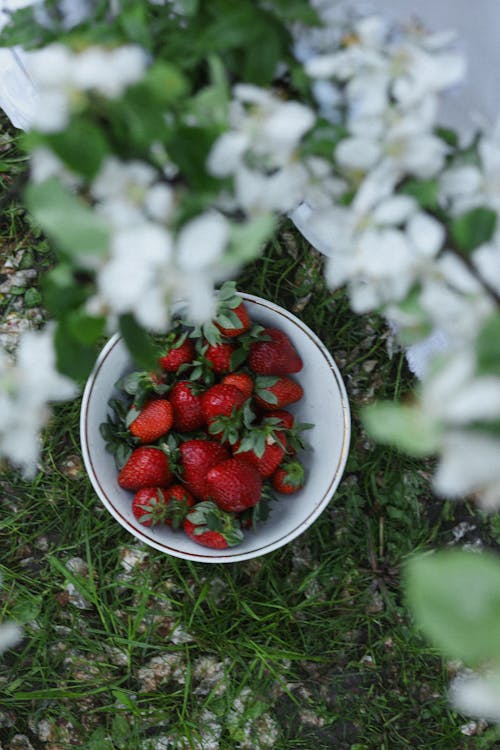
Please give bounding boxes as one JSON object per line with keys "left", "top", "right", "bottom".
{"left": 435, "top": 431, "right": 500, "bottom": 497}
{"left": 176, "top": 212, "right": 229, "bottom": 270}
{"left": 207, "top": 132, "right": 248, "bottom": 177}
{"left": 336, "top": 137, "right": 381, "bottom": 171}
{"left": 372, "top": 195, "right": 416, "bottom": 225}
{"left": 407, "top": 213, "right": 444, "bottom": 257}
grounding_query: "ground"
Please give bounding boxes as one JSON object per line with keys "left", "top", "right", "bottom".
{"left": 1, "top": 118, "right": 500, "bottom": 750}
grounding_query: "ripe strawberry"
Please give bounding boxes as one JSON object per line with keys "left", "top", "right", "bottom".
{"left": 169, "top": 381, "right": 205, "bottom": 432}
{"left": 201, "top": 384, "right": 247, "bottom": 427}
{"left": 233, "top": 430, "right": 286, "bottom": 478}
{"left": 183, "top": 501, "right": 243, "bottom": 549}
{"left": 179, "top": 439, "right": 229, "bottom": 499}
{"left": 221, "top": 372, "right": 254, "bottom": 399}
{"left": 206, "top": 458, "right": 262, "bottom": 512}
{"left": 272, "top": 460, "right": 305, "bottom": 494}
{"left": 214, "top": 301, "right": 251, "bottom": 338}
{"left": 205, "top": 342, "right": 235, "bottom": 374}
{"left": 132, "top": 484, "right": 195, "bottom": 528}
{"left": 118, "top": 447, "right": 172, "bottom": 491}
{"left": 248, "top": 328, "right": 303, "bottom": 375}
{"left": 159, "top": 335, "right": 195, "bottom": 372}
{"left": 254, "top": 376, "right": 304, "bottom": 410}
{"left": 127, "top": 399, "right": 173, "bottom": 443}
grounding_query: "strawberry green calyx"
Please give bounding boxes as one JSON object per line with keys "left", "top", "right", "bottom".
{"left": 116, "top": 370, "right": 169, "bottom": 408}
{"left": 186, "top": 501, "right": 243, "bottom": 547}
{"left": 253, "top": 376, "right": 280, "bottom": 406}
{"left": 208, "top": 400, "right": 255, "bottom": 445}
{"left": 279, "top": 460, "right": 304, "bottom": 487}
{"left": 236, "top": 418, "right": 286, "bottom": 459}
{"left": 100, "top": 397, "right": 137, "bottom": 469}
{"left": 133, "top": 488, "right": 169, "bottom": 527}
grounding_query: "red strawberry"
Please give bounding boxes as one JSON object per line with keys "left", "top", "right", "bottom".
{"left": 159, "top": 336, "right": 195, "bottom": 372}
{"left": 183, "top": 501, "right": 243, "bottom": 549}
{"left": 221, "top": 372, "right": 254, "bottom": 399}
{"left": 248, "top": 328, "right": 303, "bottom": 376}
{"left": 214, "top": 301, "right": 251, "bottom": 338}
{"left": 206, "top": 458, "right": 262, "bottom": 512}
{"left": 205, "top": 342, "right": 235, "bottom": 374}
{"left": 272, "top": 460, "right": 305, "bottom": 494}
{"left": 118, "top": 447, "right": 172, "bottom": 491}
{"left": 132, "top": 484, "right": 195, "bottom": 528}
{"left": 179, "top": 439, "right": 229, "bottom": 499}
{"left": 170, "top": 381, "right": 205, "bottom": 432}
{"left": 254, "top": 376, "right": 304, "bottom": 410}
{"left": 233, "top": 430, "right": 286, "bottom": 478}
{"left": 201, "top": 384, "right": 247, "bottom": 427}
{"left": 128, "top": 399, "right": 173, "bottom": 443}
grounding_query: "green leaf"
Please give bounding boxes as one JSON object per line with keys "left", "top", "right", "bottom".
{"left": 25, "top": 179, "right": 110, "bottom": 261}
{"left": 46, "top": 118, "right": 109, "bottom": 179}
{"left": 54, "top": 319, "right": 98, "bottom": 382}
{"left": 42, "top": 264, "right": 87, "bottom": 315}
{"left": 450, "top": 207, "right": 497, "bottom": 254}
{"left": 142, "top": 61, "right": 189, "bottom": 103}
{"left": 119, "top": 314, "right": 159, "bottom": 370}
{"left": 226, "top": 215, "right": 276, "bottom": 265}
{"left": 435, "top": 126, "right": 459, "bottom": 149}
{"left": 111, "top": 714, "right": 130, "bottom": 748}
{"left": 477, "top": 313, "right": 500, "bottom": 375}
{"left": 300, "top": 122, "right": 348, "bottom": 159}
{"left": 400, "top": 179, "right": 439, "bottom": 210}
{"left": 362, "top": 402, "right": 441, "bottom": 457}
{"left": 24, "top": 287, "right": 42, "bottom": 308}
{"left": 66, "top": 310, "right": 106, "bottom": 345}
{"left": 406, "top": 550, "right": 500, "bottom": 664}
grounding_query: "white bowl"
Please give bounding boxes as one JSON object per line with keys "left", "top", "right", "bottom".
{"left": 80, "top": 293, "right": 350, "bottom": 563}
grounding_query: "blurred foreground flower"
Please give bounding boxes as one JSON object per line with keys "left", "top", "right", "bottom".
{"left": 0, "top": 326, "right": 78, "bottom": 476}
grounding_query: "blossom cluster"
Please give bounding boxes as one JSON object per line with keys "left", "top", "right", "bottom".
{"left": 0, "top": 326, "right": 77, "bottom": 475}
{"left": 26, "top": 43, "right": 148, "bottom": 132}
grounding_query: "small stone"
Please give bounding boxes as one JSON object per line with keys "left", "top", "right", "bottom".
{"left": 59, "top": 455, "right": 84, "bottom": 480}
{"left": 9, "top": 736, "right": 36, "bottom": 750}
{"left": 360, "top": 654, "right": 374, "bottom": 667}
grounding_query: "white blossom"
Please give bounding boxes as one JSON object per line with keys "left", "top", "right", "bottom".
{"left": 93, "top": 222, "right": 173, "bottom": 331}
{"left": 26, "top": 43, "right": 148, "bottom": 133}
{"left": 0, "top": 326, "right": 78, "bottom": 476}
{"left": 450, "top": 671, "right": 500, "bottom": 723}
{"left": 207, "top": 85, "right": 315, "bottom": 215}
{"left": 0, "top": 622, "right": 22, "bottom": 653}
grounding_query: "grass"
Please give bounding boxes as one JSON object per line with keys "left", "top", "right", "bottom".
{"left": 1, "top": 120, "right": 499, "bottom": 749}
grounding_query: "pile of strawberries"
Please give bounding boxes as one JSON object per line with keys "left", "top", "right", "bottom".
{"left": 101, "top": 283, "right": 311, "bottom": 550}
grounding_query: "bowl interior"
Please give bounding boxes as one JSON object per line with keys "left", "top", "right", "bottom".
{"left": 80, "top": 294, "right": 350, "bottom": 562}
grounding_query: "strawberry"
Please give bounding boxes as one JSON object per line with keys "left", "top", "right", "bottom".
{"left": 214, "top": 301, "right": 251, "bottom": 338}
{"left": 272, "top": 460, "right": 305, "bottom": 494}
{"left": 201, "top": 384, "right": 247, "bottom": 428}
{"left": 159, "top": 334, "right": 195, "bottom": 373}
{"left": 254, "top": 376, "right": 304, "bottom": 410}
{"left": 183, "top": 501, "right": 243, "bottom": 549}
{"left": 204, "top": 341, "right": 236, "bottom": 374}
{"left": 233, "top": 430, "right": 286, "bottom": 478}
{"left": 178, "top": 439, "right": 229, "bottom": 499}
{"left": 221, "top": 372, "right": 254, "bottom": 399}
{"left": 127, "top": 399, "right": 173, "bottom": 443}
{"left": 206, "top": 457, "right": 262, "bottom": 512}
{"left": 118, "top": 446, "right": 172, "bottom": 491}
{"left": 212, "top": 281, "right": 252, "bottom": 339}
{"left": 169, "top": 381, "right": 205, "bottom": 432}
{"left": 132, "top": 484, "right": 195, "bottom": 528}
{"left": 248, "top": 328, "right": 303, "bottom": 376}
